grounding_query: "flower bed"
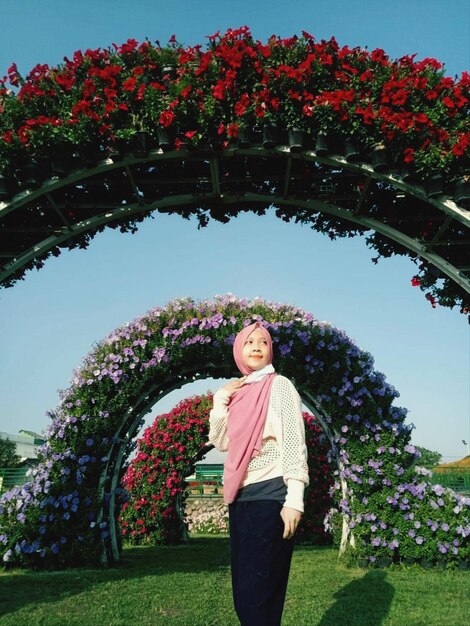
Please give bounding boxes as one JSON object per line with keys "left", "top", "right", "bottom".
{"left": 0, "top": 294, "right": 468, "bottom": 568}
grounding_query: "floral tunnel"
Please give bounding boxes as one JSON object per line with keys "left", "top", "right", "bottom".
{"left": 118, "top": 393, "right": 333, "bottom": 546}
{"left": 0, "top": 295, "right": 468, "bottom": 569}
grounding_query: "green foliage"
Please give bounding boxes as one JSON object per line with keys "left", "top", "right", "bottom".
{"left": 0, "top": 438, "right": 21, "bottom": 468}
{"left": 415, "top": 446, "right": 442, "bottom": 469}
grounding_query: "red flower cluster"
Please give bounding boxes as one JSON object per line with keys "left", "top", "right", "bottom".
{"left": 119, "top": 394, "right": 212, "bottom": 545}
{"left": 0, "top": 27, "right": 468, "bottom": 179}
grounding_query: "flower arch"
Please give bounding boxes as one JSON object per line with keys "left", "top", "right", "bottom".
{"left": 0, "top": 295, "right": 468, "bottom": 568}
{"left": 119, "top": 394, "right": 333, "bottom": 546}
{"left": 0, "top": 28, "right": 469, "bottom": 315}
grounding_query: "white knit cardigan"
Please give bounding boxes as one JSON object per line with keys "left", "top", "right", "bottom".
{"left": 208, "top": 375, "right": 309, "bottom": 512}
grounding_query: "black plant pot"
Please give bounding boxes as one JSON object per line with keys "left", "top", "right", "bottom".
{"left": 370, "top": 144, "right": 389, "bottom": 172}
{"left": 50, "top": 145, "right": 79, "bottom": 177}
{"left": 401, "top": 557, "right": 416, "bottom": 566}
{"left": 425, "top": 174, "right": 445, "bottom": 198}
{"left": 157, "top": 126, "right": 174, "bottom": 152}
{"left": 0, "top": 174, "right": 13, "bottom": 200}
{"left": 78, "top": 141, "right": 103, "bottom": 168}
{"left": 458, "top": 560, "right": 469, "bottom": 570}
{"left": 344, "top": 137, "right": 361, "bottom": 162}
{"left": 400, "top": 167, "right": 420, "bottom": 185}
{"left": 262, "top": 124, "right": 280, "bottom": 149}
{"left": 288, "top": 128, "right": 306, "bottom": 153}
{"left": 237, "top": 128, "right": 252, "bottom": 149}
{"left": 453, "top": 176, "right": 470, "bottom": 208}
{"left": 315, "top": 132, "right": 329, "bottom": 156}
{"left": 420, "top": 558, "right": 434, "bottom": 569}
{"left": 250, "top": 125, "right": 263, "bottom": 146}
{"left": 107, "top": 138, "right": 132, "bottom": 162}
{"left": 16, "top": 159, "right": 43, "bottom": 190}
{"left": 209, "top": 132, "right": 224, "bottom": 151}
{"left": 132, "top": 131, "right": 152, "bottom": 158}
{"left": 377, "top": 557, "right": 392, "bottom": 569}
{"left": 357, "top": 558, "right": 368, "bottom": 569}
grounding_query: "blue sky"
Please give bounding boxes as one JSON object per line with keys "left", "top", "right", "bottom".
{"left": 0, "top": 0, "right": 469, "bottom": 463}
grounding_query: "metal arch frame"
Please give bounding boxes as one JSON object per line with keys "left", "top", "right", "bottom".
{"left": 1, "top": 146, "right": 469, "bottom": 296}
{"left": 97, "top": 363, "right": 231, "bottom": 564}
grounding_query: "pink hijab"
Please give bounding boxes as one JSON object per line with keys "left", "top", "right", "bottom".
{"left": 223, "top": 322, "right": 277, "bottom": 504}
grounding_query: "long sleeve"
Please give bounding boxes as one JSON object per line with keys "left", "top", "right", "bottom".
{"left": 208, "top": 388, "right": 231, "bottom": 451}
{"left": 270, "top": 376, "right": 309, "bottom": 512}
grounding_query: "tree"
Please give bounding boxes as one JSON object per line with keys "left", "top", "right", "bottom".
{"left": 0, "top": 437, "right": 21, "bottom": 467}
{"left": 415, "top": 446, "right": 442, "bottom": 469}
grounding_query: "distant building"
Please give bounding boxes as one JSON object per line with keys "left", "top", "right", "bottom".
{"left": 0, "top": 430, "right": 45, "bottom": 464}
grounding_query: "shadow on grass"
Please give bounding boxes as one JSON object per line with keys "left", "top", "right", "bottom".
{"left": 0, "top": 536, "right": 231, "bottom": 618}
{"left": 318, "top": 570, "right": 394, "bottom": 626}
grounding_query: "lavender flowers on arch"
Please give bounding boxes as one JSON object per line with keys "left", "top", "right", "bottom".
{"left": 0, "top": 294, "right": 468, "bottom": 568}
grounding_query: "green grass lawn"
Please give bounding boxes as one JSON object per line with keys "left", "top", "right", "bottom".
{"left": 0, "top": 536, "right": 468, "bottom": 626}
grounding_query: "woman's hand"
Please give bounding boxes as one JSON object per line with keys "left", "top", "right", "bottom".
{"left": 221, "top": 377, "right": 247, "bottom": 398}
{"left": 280, "top": 506, "right": 302, "bottom": 539}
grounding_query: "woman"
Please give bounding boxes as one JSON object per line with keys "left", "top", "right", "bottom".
{"left": 209, "top": 321, "right": 309, "bottom": 625}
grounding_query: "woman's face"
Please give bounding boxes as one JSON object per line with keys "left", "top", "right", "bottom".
{"left": 242, "top": 328, "right": 271, "bottom": 371}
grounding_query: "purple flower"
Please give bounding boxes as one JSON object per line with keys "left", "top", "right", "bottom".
{"left": 415, "top": 536, "right": 424, "bottom": 545}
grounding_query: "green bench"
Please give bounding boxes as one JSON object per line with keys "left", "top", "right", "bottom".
{"left": 186, "top": 464, "right": 224, "bottom": 497}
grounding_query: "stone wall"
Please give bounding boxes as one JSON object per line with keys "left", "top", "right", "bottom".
{"left": 185, "top": 496, "right": 229, "bottom": 534}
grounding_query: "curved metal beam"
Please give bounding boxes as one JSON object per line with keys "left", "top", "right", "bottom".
{"left": 1, "top": 148, "right": 469, "bottom": 296}
{"left": 2, "top": 186, "right": 468, "bottom": 296}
